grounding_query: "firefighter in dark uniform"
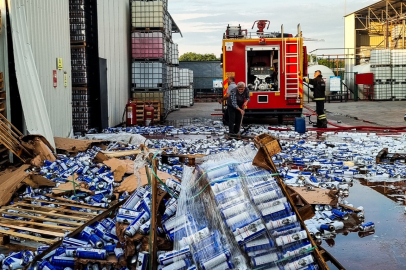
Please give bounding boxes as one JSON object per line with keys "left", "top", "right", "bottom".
{"left": 304, "top": 70, "right": 327, "bottom": 128}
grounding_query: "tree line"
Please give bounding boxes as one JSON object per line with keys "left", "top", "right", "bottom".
{"left": 179, "top": 52, "right": 220, "bottom": 61}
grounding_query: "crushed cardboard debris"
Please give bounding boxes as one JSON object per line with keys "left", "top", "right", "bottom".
{"left": 114, "top": 167, "right": 177, "bottom": 193}
{"left": 289, "top": 186, "right": 338, "bottom": 205}
{"left": 103, "top": 158, "right": 134, "bottom": 174}
{"left": 114, "top": 174, "right": 145, "bottom": 193}
{"left": 93, "top": 152, "right": 109, "bottom": 163}
{"left": 30, "top": 155, "right": 44, "bottom": 167}
{"left": 54, "top": 137, "right": 105, "bottom": 153}
{"left": 52, "top": 174, "right": 93, "bottom": 196}
{"left": 23, "top": 135, "right": 56, "bottom": 159}
{"left": 114, "top": 166, "right": 126, "bottom": 182}
{"left": 23, "top": 174, "right": 56, "bottom": 188}
{"left": 0, "top": 165, "right": 30, "bottom": 206}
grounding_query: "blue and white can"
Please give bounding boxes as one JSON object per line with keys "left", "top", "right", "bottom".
{"left": 266, "top": 214, "right": 297, "bottom": 230}
{"left": 284, "top": 254, "right": 314, "bottom": 270}
{"left": 136, "top": 251, "right": 149, "bottom": 270}
{"left": 49, "top": 256, "right": 75, "bottom": 267}
{"left": 201, "top": 250, "right": 231, "bottom": 270}
{"left": 161, "top": 259, "right": 191, "bottom": 270}
{"left": 125, "top": 211, "right": 149, "bottom": 237}
{"left": 80, "top": 226, "right": 95, "bottom": 241}
{"left": 178, "top": 227, "right": 210, "bottom": 247}
{"left": 275, "top": 230, "right": 308, "bottom": 246}
{"left": 89, "top": 234, "right": 104, "bottom": 248}
{"left": 39, "top": 261, "right": 58, "bottom": 270}
{"left": 75, "top": 248, "right": 107, "bottom": 260}
{"left": 2, "top": 257, "right": 23, "bottom": 270}
{"left": 252, "top": 252, "right": 282, "bottom": 268}
{"left": 158, "top": 246, "right": 190, "bottom": 266}
{"left": 358, "top": 222, "right": 375, "bottom": 232}
{"left": 243, "top": 236, "right": 275, "bottom": 253}
{"left": 114, "top": 247, "right": 124, "bottom": 260}
{"left": 62, "top": 237, "right": 90, "bottom": 247}
{"left": 234, "top": 219, "right": 266, "bottom": 245}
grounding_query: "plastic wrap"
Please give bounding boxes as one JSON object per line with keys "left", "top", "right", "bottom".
{"left": 165, "top": 166, "right": 249, "bottom": 270}
{"left": 177, "top": 145, "right": 320, "bottom": 270}
{"left": 111, "top": 146, "right": 305, "bottom": 269}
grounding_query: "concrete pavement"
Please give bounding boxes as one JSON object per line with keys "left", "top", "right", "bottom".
{"left": 166, "top": 101, "right": 406, "bottom": 128}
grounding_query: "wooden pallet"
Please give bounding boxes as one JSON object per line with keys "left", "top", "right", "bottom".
{"left": 130, "top": 100, "right": 161, "bottom": 123}
{"left": 70, "top": 41, "right": 87, "bottom": 46}
{"left": 0, "top": 197, "right": 103, "bottom": 251}
{"left": 28, "top": 195, "right": 128, "bottom": 267}
{"left": 376, "top": 148, "right": 406, "bottom": 164}
{"left": 132, "top": 26, "right": 165, "bottom": 32}
{"left": 70, "top": 44, "right": 87, "bottom": 49}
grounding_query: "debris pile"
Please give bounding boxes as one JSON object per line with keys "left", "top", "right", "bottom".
{"left": 2, "top": 124, "right": 406, "bottom": 269}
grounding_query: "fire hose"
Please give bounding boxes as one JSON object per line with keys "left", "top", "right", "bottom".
{"left": 268, "top": 105, "right": 406, "bottom": 134}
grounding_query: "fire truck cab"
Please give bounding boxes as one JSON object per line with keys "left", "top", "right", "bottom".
{"left": 222, "top": 22, "right": 308, "bottom": 123}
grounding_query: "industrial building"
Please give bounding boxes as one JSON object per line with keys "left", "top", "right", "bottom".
{"left": 344, "top": 0, "right": 406, "bottom": 100}
{"left": 0, "top": 0, "right": 193, "bottom": 165}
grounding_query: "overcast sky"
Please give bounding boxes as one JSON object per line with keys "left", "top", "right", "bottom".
{"left": 169, "top": 0, "right": 378, "bottom": 58}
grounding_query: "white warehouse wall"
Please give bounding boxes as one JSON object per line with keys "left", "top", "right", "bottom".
{"left": 97, "top": 0, "right": 130, "bottom": 127}
{"left": 344, "top": 14, "right": 356, "bottom": 97}
{"left": 24, "top": 0, "right": 73, "bottom": 137}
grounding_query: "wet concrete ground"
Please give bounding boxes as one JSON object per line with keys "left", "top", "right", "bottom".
{"left": 166, "top": 101, "right": 406, "bottom": 270}
{"left": 325, "top": 179, "right": 406, "bottom": 270}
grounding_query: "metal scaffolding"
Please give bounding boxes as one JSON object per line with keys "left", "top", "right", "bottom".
{"left": 354, "top": 0, "right": 406, "bottom": 50}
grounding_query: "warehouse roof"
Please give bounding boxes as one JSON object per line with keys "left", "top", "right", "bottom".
{"left": 345, "top": 0, "right": 404, "bottom": 18}
{"left": 169, "top": 13, "right": 182, "bottom": 37}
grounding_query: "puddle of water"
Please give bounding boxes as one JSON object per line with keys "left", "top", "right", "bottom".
{"left": 323, "top": 180, "right": 406, "bottom": 270}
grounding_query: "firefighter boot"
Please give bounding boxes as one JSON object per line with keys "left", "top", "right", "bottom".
{"left": 319, "top": 118, "right": 327, "bottom": 128}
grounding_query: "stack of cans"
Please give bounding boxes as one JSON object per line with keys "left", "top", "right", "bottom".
{"left": 199, "top": 158, "right": 319, "bottom": 270}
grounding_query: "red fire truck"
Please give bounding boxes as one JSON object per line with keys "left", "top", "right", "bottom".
{"left": 222, "top": 20, "right": 308, "bottom": 123}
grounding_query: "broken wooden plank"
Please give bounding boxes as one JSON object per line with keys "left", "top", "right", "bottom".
{"left": 30, "top": 199, "right": 128, "bottom": 266}
{"left": 0, "top": 234, "right": 10, "bottom": 245}
{"left": 13, "top": 202, "right": 98, "bottom": 216}
{"left": 101, "top": 149, "right": 142, "bottom": 158}
{"left": 1, "top": 206, "right": 89, "bottom": 221}
{"left": 0, "top": 223, "right": 65, "bottom": 237}
{"left": 23, "top": 198, "right": 103, "bottom": 211}
{"left": 0, "top": 210, "right": 83, "bottom": 226}
{"left": 0, "top": 229, "right": 56, "bottom": 245}
{"left": 0, "top": 218, "right": 75, "bottom": 231}
{"left": 44, "top": 194, "right": 100, "bottom": 208}
{"left": 339, "top": 203, "right": 362, "bottom": 213}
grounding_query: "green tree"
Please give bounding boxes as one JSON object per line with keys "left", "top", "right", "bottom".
{"left": 317, "top": 58, "right": 345, "bottom": 68}
{"left": 307, "top": 54, "right": 316, "bottom": 62}
{"left": 179, "top": 52, "right": 219, "bottom": 61}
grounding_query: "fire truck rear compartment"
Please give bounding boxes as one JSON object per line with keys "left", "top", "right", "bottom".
{"left": 246, "top": 49, "right": 279, "bottom": 92}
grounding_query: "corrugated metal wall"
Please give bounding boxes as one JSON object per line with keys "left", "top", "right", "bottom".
{"left": 0, "top": 0, "right": 10, "bottom": 120}
{"left": 23, "top": 0, "right": 72, "bottom": 137}
{"left": 179, "top": 61, "right": 223, "bottom": 90}
{"left": 97, "top": 0, "right": 130, "bottom": 127}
